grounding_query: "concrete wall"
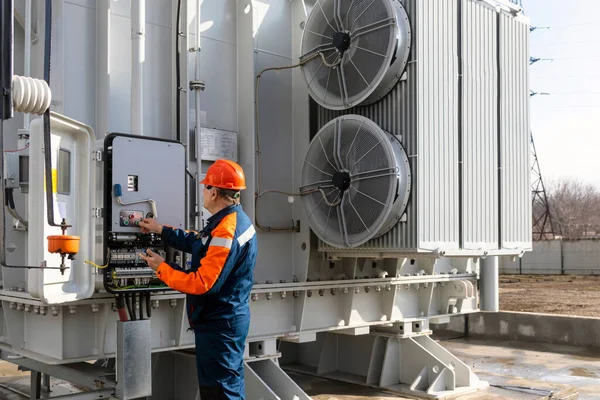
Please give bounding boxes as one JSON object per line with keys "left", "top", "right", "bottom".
{"left": 436, "top": 311, "right": 600, "bottom": 348}
{"left": 501, "top": 239, "right": 600, "bottom": 275}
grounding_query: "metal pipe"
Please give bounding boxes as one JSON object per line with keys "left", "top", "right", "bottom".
{"left": 42, "top": 0, "right": 64, "bottom": 228}
{"left": 480, "top": 256, "right": 499, "bottom": 312}
{"left": 0, "top": 1, "right": 59, "bottom": 271}
{"left": 194, "top": 0, "right": 202, "bottom": 229}
{"left": 0, "top": 0, "right": 15, "bottom": 268}
{"left": 131, "top": 0, "right": 145, "bottom": 135}
{"left": 96, "top": 0, "right": 110, "bottom": 139}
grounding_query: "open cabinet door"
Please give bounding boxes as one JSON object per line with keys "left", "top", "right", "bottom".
{"left": 27, "top": 112, "right": 95, "bottom": 303}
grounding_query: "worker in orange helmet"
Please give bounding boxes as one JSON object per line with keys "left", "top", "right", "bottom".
{"left": 139, "top": 159, "right": 257, "bottom": 399}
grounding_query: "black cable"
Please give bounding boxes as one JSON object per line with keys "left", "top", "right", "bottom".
{"left": 139, "top": 293, "right": 144, "bottom": 320}
{"left": 4, "top": 188, "right": 10, "bottom": 208}
{"left": 5, "top": 188, "right": 14, "bottom": 209}
{"left": 42, "top": 0, "right": 63, "bottom": 228}
{"left": 146, "top": 292, "right": 151, "bottom": 319}
{"left": 125, "top": 293, "right": 135, "bottom": 321}
{"left": 186, "top": 169, "right": 195, "bottom": 181}
{"left": 175, "top": 0, "right": 182, "bottom": 142}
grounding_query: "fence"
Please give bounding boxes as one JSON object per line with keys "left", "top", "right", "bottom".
{"left": 501, "top": 239, "right": 600, "bottom": 275}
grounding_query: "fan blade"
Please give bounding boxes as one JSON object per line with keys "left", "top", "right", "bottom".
{"left": 352, "top": 171, "right": 396, "bottom": 183}
{"left": 318, "top": 135, "right": 338, "bottom": 172}
{"left": 348, "top": 196, "right": 371, "bottom": 233}
{"left": 337, "top": 194, "right": 350, "bottom": 247}
{"left": 332, "top": 119, "right": 344, "bottom": 170}
{"left": 352, "top": 17, "right": 395, "bottom": 39}
{"left": 345, "top": 119, "right": 364, "bottom": 168}
{"left": 345, "top": 0, "right": 357, "bottom": 29}
{"left": 349, "top": 0, "right": 377, "bottom": 31}
{"left": 355, "top": 45, "right": 387, "bottom": 58}
{"left": 316, "top": 0, "right": 337, "bottom": 33}
{"left": 306, "top": 29, "right": 332, "bottom": 41}
{"left": 350, "top": 138, "right": 384, "bottom": 173}
{"left": 351, "top": 167, "right": 397, "bottom": 181}
{"left": 333, "top": 0, "right": 345, "bottom": 31}
{"left": 324, "top": 194, "right": 337, "bottom": 242}
{"left": 350, "top": 185, "right": 387, "bottom": 207}
{"left": 304, "top": 159, "right": 334, "bottom": 177}
{"left": 324, "top": 68, "right": 332, "bottom": 105}
{"left": 349, "top": 57, "right": 370, "bottom": 87}
{"left": 337, "top": 54, "right": 350, "bottom": 107}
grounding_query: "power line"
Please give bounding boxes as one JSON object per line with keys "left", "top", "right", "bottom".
{"left": 538, "top": 105, "right": 600, "bottom": 108}
{"left": 532, "top": 40, "right": 600, "bottom": 48}
{"left": 533, "top": 74, "right": 600, "bottom": 80}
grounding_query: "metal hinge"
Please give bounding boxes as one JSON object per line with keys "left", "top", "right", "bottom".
{"left": 93, "top": 150, "right": 102, "bottom": 162}
{"left": 92, "top": 208, "right": 103, "bottom": 218}
{"left": 189, "top": 80, "right": 206, "bottom": 91}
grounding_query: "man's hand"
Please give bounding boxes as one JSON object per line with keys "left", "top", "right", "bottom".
{"left": 139, "top": 249, "right": 165, "bottom": 271}
{"left": 138, "top": 218, "right": 163, "bottom": 234}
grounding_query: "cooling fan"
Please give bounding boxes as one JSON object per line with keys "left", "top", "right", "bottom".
{"left": 300, "top": 0, "right": 411, "bottom": 110}
{"left": 300, "top": 115, "right": 411, "bottom": 248}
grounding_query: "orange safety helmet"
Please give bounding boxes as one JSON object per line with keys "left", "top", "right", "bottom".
{"left": 200, "top": 159, "right": 246, "bottom": 190}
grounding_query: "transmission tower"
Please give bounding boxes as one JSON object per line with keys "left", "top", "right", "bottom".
{"left": 530, "top": 133, "right": 556, "bottom": 239}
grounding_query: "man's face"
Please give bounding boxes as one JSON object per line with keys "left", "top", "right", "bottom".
{"left": 203, "top": 185, "right": 217, "bottom": 210}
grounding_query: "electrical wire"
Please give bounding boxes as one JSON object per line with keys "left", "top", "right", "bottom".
{"left": 254, "top": 51, "right": 337, "bottom": 232}
{"left": 84, "top": 249, "right": 110, "bottom": 269}
{"left": 3, "top": 144, "right": 29, "bottom": 153}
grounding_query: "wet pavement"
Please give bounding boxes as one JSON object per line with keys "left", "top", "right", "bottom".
{"left": 0, "top": 338, "right": 597, "bottom": 399}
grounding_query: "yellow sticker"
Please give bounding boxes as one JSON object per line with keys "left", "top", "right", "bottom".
{"left": 43, "top": 169, "right": 58, "bottom": 193}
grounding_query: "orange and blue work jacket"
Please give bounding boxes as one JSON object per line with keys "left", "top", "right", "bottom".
{"left": 156, "top": 204, "right": 257, "bottom": 326}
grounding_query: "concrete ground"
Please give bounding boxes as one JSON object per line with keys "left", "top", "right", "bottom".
{"left": 0, "top": 338, "right": 597, "bottom": 399}
{"left": 292, "top": 337, "right": 597, "bottom": 400}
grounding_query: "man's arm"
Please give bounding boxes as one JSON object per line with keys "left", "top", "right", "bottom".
{"left": 156, "top": 213, "right": 238, "bottom": 295}
{"left": 161, "top": 225, "right": 200, "bottom": 254}
{"left": 139, "top": 218, "right": 199, "bottom": 254}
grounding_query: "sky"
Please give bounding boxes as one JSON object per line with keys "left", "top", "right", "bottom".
{"left": 524, "top": 0, "right": 600, "bottom": 189}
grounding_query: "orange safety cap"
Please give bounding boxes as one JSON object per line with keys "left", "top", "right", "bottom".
{"left": 200, "top": 159, "right": 247, "bottom": 190}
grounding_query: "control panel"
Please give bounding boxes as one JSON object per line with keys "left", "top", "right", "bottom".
{"left": 119, "top": 210, "right": 145, "bottom": 227}
{"left": 102, "top": 133, "right": 186, "bottom": 294}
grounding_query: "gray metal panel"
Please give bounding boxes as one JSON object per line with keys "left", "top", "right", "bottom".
{"left": 64, "top": 2, "right": 97, "bottom": 129}
{"left": 111, "top": 136, "right": 186, "bottom": 231}
{"left": 416, "top": 0, "right": 460, "bottom": 251}
{"left": 462, "top": 0, "right": 498, "bottom": 250}
{"left": 252, "top": 1, "right": 297, "bottom": 284}
{"left": 317, "top": 0, "right": 419, "bottom": 253}
{"left": 500, "top": 13, "right": 531, "bottom": 250}
{"left": 108, "top": 8, "right": 173, "bottom": 138}
{"left": 117, "top": 320, "right": 152, "bottom": 399}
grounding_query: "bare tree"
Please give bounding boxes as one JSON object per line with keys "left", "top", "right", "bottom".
{"left": 546, "top": 178, "right": 600, "bottom": 239}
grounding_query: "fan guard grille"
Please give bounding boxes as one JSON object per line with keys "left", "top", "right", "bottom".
{"left": 300, "top": 115, "right": 411, "bottom": 248}
{"left": 300, "top": 0, "right": 411, "bottom": 110}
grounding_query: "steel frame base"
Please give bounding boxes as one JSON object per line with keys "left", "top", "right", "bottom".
{"left": 282, "top": 328, "right": 489, "bottom": 399}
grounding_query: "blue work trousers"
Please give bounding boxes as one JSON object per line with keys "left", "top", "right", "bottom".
{"left": 194, "top": 314, "right": 250, "bottom": 399}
